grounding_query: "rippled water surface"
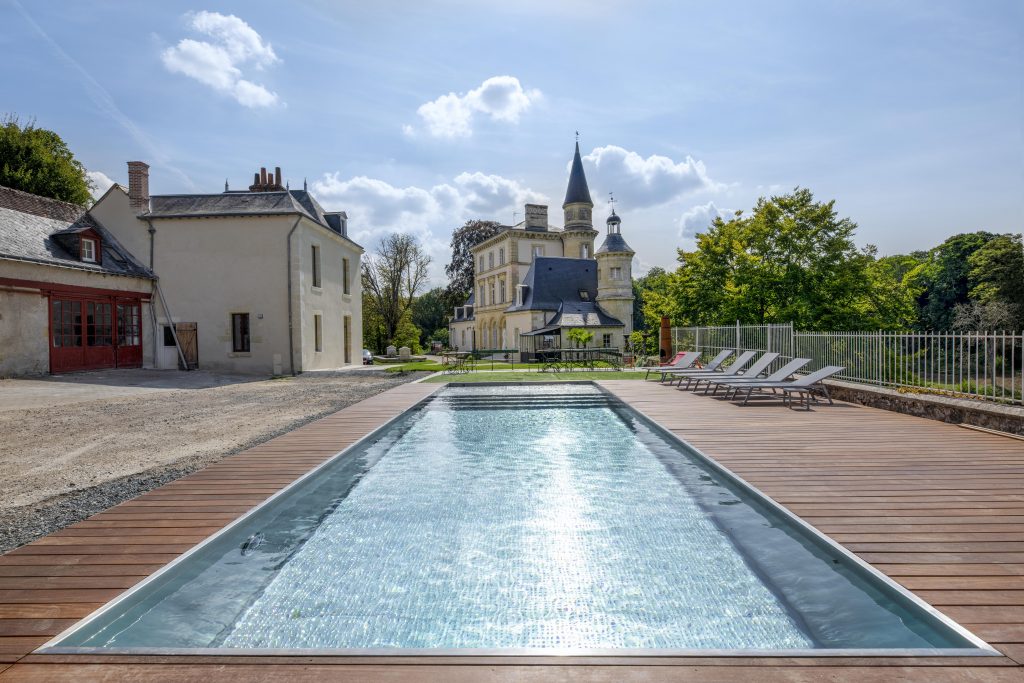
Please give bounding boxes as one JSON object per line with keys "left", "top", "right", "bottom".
{"left": 55, "top": 384, "right": 976, "bottom": 651}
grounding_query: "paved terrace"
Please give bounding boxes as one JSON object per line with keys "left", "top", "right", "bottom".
{"left": 0, "top": 379, "right": 1022, "bottom": 681}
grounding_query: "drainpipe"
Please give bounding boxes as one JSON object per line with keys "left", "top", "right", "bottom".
{"left": 145, "top": 218, "right": 187, "bottom": 370}
{"left": 285, "top": 216, "right": 302, "bottom": 376}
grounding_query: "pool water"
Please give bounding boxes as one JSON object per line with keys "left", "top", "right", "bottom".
{"left": 47, "top": 384, "right": 989, "bottom": 653}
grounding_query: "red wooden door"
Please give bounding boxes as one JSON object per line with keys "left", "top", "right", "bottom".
{"left": 83, "top": 301, "right": 115, "bottom": 369}
{"left": 115, "top": 301, "right": 143, "bottom": 368}
{"left": 50, "top": 298, "right": 84, "bottom": 373}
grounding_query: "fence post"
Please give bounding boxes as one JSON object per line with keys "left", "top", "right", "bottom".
{"left": 736, "top": 320, "right": 741, "bottom": 351}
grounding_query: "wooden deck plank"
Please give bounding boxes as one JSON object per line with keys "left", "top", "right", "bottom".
{"left": 1, "top": 378, "right": 1021, "bottom": 680}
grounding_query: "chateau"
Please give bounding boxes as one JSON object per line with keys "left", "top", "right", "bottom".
{"left": 449, "top": 143, "right": 635, "bottom": 355}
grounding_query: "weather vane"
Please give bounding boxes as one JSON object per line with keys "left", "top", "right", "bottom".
{"left": 608, "top": 191, "right": 616, "bottom": 206}
{"left": 575, "top": 130, "right": 579, "bottom": 142}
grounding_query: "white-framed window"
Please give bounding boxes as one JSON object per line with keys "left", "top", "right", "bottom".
{"left": 499, "top": 247, "right": 505, "bottom": 265}
{"left": 580, "top": 244, "right": 590, "bottom": 259}
{"left": 81, "top": 237, "right": 97, "bottom": 263}
{"left": 602, "top": 333, "right": 612, "bottom": 348}
{"left": 488, "top": 252, "right": 494, "bottom": 269}
{"left": 532, "top": 245, "right": 544, "bottom": 258}
{"left": 479, "top": 285, "right": 485, "bottom": 304}
{"left": 515, "top": 284, "right": 524, "bottom": 306}
{"left": 342, "top": 258, "right": 351, "bottom": 295}
{"left": 478, "top": 256, "right": 484, "bottom": 273}
{"left": 499, "top": 279, "right": 506, "bottom": 303}
{"left": 610, "top": 266, "right": 623, "bottom": 280}
{"left": 489, "top": 281, "right": 496, "bottom": 305}
{"left": 461, "top": 330, "right": 466, "bottom": 347}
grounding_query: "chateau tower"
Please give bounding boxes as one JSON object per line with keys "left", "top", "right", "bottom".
{"left": 561, "top": 142, "right": 598, "bottom": 260}
{"left": 596, "top": 208, "right": 635, "bottom": 341}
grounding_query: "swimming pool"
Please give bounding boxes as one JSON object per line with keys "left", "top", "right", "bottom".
{"left": 43, "top": 383, "right": 995, "bottom": 655}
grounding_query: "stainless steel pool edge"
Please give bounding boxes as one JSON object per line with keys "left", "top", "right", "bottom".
{"left": 35, "top": 646, "right": 998, "bottom": 658}
{"left": 587, "top": 381, "right": 1002, "bottom": 658}
{"left": 35, "top": 380, "right": 1003, "bottom": 659}
{"left": 36, "top": 383, "right": 447, "bottom": 655}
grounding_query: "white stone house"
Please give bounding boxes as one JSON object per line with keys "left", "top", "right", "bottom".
{"left": 91, "top": 163, "right": 364, "bottom": 375}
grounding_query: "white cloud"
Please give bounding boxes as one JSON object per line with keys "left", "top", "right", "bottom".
{"left": 87, "top": 170, "right": 115, "bottom": 199}
{"left": 413, "top": 76, "right": 541, "bottom": 138}
{"left": 582, "top": 145, "right": 722, "bottom": 209}
{"left": 312, "top": 171, "right": 547, "bottom": 285}
{"left": 161, "top": 11, "right": 280, "bottom": 108}
{"left": 678, "top": 201, "right": 733, "bottom": 249}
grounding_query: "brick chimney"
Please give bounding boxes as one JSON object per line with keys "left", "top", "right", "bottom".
{"left": 127, "top": 161, "right": 150, "bottom": 212}
{"left": 524, "top": 203, "right": 548, "bottom": 231}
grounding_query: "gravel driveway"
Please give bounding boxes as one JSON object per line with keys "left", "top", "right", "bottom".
{"left": 0, "top": 368, "right": 422, "bottom": 554}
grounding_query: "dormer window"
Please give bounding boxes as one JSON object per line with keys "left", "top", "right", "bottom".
{"left": 81, "top": 237, "right": 97, "bottom": 263}
{"left": 579, "top": 289, "right": 590, "bottom": 301}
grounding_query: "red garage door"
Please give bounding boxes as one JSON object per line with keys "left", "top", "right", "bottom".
{"left": 50, "top": 296, "right": 143, "bottom": 373}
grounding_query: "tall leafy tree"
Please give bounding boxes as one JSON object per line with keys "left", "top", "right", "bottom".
{"left": 362, "top": 233, "right": 431, "bottom": 348}
{"left": 907, "top": 231, "right": 996, "bottom": 329}
{"left": 672, "top": 189, "right": 871, "bottom": 328}
{"left": 0, "top": 115, "right": 93, "bottom": 205}
{"left": 410, "top": 287, "right": 449, "bottom": 346}
{"left": 967, "top": 233, "right": 1024, "bottom": 328}
{"left": 443, "top": 219, "right": 503, "bottom": 309}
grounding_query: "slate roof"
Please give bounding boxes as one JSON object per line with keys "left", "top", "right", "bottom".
{"left": 546, "top": 300, "right": 623, "bottom": 328}
{"left": 144, "top": 190, "right": 356, "bottom": 242}
{"left": 502, "top": 256, "right": 624, "bottom": 328}
{"left": 596, "top": 232, "right": 635, "bottom": 254}
{"left": 0, "top": 186, "right": 153, "bottom": 278}
{"left": 563, "top": 141, "right": 593, "bottom": 207}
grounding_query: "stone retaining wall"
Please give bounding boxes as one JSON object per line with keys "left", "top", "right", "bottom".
{"left": 824, "top": 379, "right": 1024, "bottom": 436}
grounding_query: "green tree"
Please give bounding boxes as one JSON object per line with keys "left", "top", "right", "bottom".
{"left": 565, "top": 328, "right": 594, "bottom": 348}
{"left": 0, "top": 115, "right": 93, "bottom": 205}
{"left": 410, "top": 287, "right": 449, "bottom": 347}
{"left": 391, "top": 310, "right": 423, "bottom": 354}
{"left": 855, "top": 248, "right": 920, "bottom": 329}
{"left": 672, "top": 189, "right": 870, "bottom": 328}
{"left": 361, "top": 233, "right": 431, "bottom": 348}
{"left": 967, "top": 233, "right": 1024, "bottom": 328}
{"left": 907, "top": 231, "right": 997, "bottom": 330}
{"left": 443, "top": 219, "right": 503, "bottom": 309}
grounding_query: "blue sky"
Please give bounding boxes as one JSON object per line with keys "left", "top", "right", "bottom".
{"left": 3, "top": 0, "right": 1021, "bottom": 284}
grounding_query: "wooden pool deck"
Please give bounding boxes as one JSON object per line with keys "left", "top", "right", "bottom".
{"left": 1, "top": 378, "right": 1022, "bottom": 681}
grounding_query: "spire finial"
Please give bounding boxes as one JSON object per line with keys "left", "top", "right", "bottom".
{"left": 303, "top": 177, "right": 308, "bottom": 192}
{"left": 224, "top": 178, "right": 229, "bottom": 192}
{"left": 575, "top": 130, "right": 579, "bottom": 142}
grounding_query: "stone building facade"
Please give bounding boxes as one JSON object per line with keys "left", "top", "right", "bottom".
{"left": 449, "top": 143, "right": 635, "bottom": 353}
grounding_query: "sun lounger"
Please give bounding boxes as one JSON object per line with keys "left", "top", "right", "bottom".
{"left": 704, "top": 358, "right": 811, "bottom": 395}
{"left": 641, "top": 350, "right": 701, "bottom": 380}
{"left": 681, "top": 351, "right": 781, "bottom": 391}
{"left": 729, "top": 365, "right": 846, "bottom": 408}
{"left": 653, "top": 349, "right": 732, "bottom": 383}
{"left": 670, "top": 350, "right": 758, "bottom": 389}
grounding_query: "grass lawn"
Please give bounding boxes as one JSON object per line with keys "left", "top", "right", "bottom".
{"left": 421, "top": 371, "right": 649, "bottom": 383}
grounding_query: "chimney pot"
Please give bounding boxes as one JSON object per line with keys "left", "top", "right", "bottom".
{"left": 275, "top": 167, "right": 282, "bottom": 190}
{"left": 126, "top": 161, "right": 150, "bottom": 213}
{"left": 260, "top": 167, "right": 267, "bottom": 187}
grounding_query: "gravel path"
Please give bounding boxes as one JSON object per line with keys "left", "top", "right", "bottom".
{"left": 0, "top": 369, "right": 422, "bottom": 554}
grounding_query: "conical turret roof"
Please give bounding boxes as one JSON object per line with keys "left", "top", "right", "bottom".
{"left": 563, "top": 141, "right": 593, "bottom": 207}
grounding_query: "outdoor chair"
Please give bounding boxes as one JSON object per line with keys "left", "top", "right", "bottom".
{"left": 641, "top": 351, "right": 701, "bottom": 380}
{"left": 650, "top": 349, "right": 731, "bottom": 383}
{"left": 704, "top": 358, "right": 812, "bottom": 396}
{"left": 680, "top": 352, "right": 780, "bottom": 391}
{"left": 669, "top": 350, "right": 757, "bottom": 389}
{"left": 728, "top": 365, "right": 846, "bottom": 408}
